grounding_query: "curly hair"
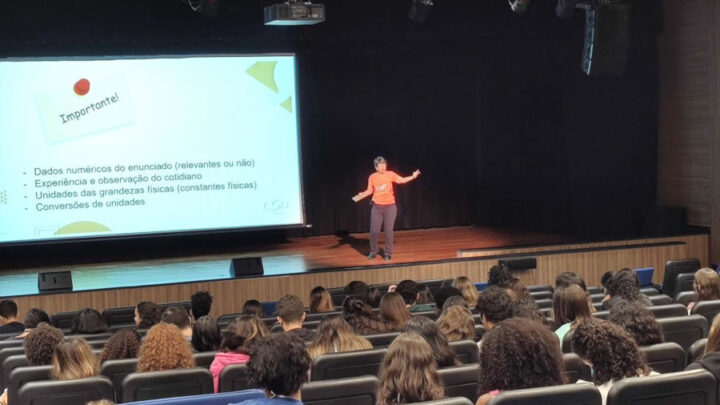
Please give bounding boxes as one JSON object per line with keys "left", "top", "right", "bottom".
{"left": 24, "top": 323, "right": 64, "bottom": 366}
{"left": 377, "top": 332, "right": 445, "bottom": 405}
{"left": 403, "top": 316, "right": 459, "bottom": 367}
{"left": 98, "top": 328, "right": 141, "bottom": 364}
{"left": 51, "top": 338, "right": 99, "bottom": 380}
{"left": 309, "top": 286, "right": 335, "bottom": 313}
{"left": 452, "top": 276, "right": 479, "bottom": 308}
{"left": 608, "top": 300, "right": 663, "bottom": 346}
{"left": 307, "top": 314, "right": 372, "bottom": 359}
{"left": 607, "top": 268, "right": 643, "bottom": 302}
{"left": 247, "top": 333, "right": 310, "bottom": 396}
{"left": 488, "top": 264, "right": 514, "bottom": 288}
{"left": 135, "top": 301, "right": 161, "bottom": 329}
{"left": 191, "top": 316, "right": 221, "bottom": 353}
{"left": 476, "top": 286, "right": 512, "bottom": 324}
{"left": 478, "top": 318, "right": 565, "bottom": 393}
{"left": 343, "top": 296, "right": 391, "bottom": 335}
{"left": 380, "top": 292, "right": 411, "bottom": 331}
{"left": 436, "top": 305, "right": 475, "bottom": 341}
{"left": 137, "top": 323, "right": 195, "bottom": 372}
{"left": 221, "top": 315, "right": 269, "bottom": 354}
{"left": 571, "top": 319, "right": 650, "bottom": 385}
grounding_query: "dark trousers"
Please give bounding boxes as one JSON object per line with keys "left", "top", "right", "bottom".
{"left": 370, "top": 203, "right": 397, "bottom": 255}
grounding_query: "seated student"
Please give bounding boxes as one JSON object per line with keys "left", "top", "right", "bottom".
{"left": 403, "top": 316, "right": 460, "bottom": 368}
{"left": 433, "top": 286, "right": 463, "bottom": 316}
{"left": 687, "top": 312, "right": 720, "bottom": 379}
{"left": 380, "top": 292, "right": 411, "bottom": 331}
{"left": 0, "top": 300, "right": 25, "bottom": 334}
{"left": 276, "top": 295, "right": 315, "bottom": 341}
{"left": 367, "top": 286, "right": 383, "bottom": 308}
{"left": 98, "top": 328, "right": 141, "bottom": 364}
{"left": 687, "top": 268, "right": 720, "bottom": 313}
{"left": 476, "top": 319, "right": 565, "bottom": 405}
{"left": 12, "top": 308, "right": 50, "bottom": 339}
{"left": 343, "top": 296, "right": 391, "bottom": 335}
{"left": 309, "top": 286, "right": 335, "bottom": 313}
{"left": 135, "top": 301, "right": 161, "bottom": 329}
{"left": 228, "top": 333, "right": 310, "bottom": 405}
{"left": 211, "top": 315, "right": 269, "bottom": 393}
{"left": 162, "top": 306, "right": 193, "bottom": 340}
{"left": 376, "top": 332, "right": 445, "bottom": 405}
{"left": 396, "top": 280, "right": 434, "bottom": 312}
{"left": 344, "top": 280, "right": 370, "bottom": 300}
{"left": 556, "top": 272, "right": 595, "bottom": 313}
{"left": 190, "top": 290, "right": 213, "bottom": 321}
{"left": 243, "top": 300, "right": 265, "bottom": 318}
{"left": 608, "top": 300, "right": 664, "bottom": 346}
{"left": 307, "top": 314, "right": 372, "bottom": 359}
{"left": 553, "top": 285, "right": 593, "bottom": 345}
{"left": 475, "top": 286, "right": 512, "bottom": 332}
{"left": 51, "top": 338, "right": 100, "bottom": 380}
{"left": 437, "top": 305, "right": 475, "bottom": 342}
{"left": 137, "top": 323, "right": 195, "bottom": 372}
{"left": 573, "top": 320, "right": 657, "bottom": 405}
{"left": 416, "top": 284, "right": 434, "bottom": 307}
{"left": 452, "top": 276, "right": 480, "bottom": 308}
{"left": 602, "top": 268, "right": 652, "bottom": 310}
{"left": 191, "top": 315, "right": 221, "bottom": 352}
{"left": 70, "top": 308, "right": 109, "bottom": 335}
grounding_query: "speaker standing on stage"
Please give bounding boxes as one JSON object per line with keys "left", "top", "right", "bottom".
{"left": 352, "top": 157, "right": 420, "bottom": 261}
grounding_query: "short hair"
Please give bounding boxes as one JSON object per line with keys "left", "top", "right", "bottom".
{"left": 344, "top": 281, "right": 370, "bottom": 298}
{"left": 433, "top": 286, "right": 462, "bottom": 311}
{"left": 373, "top": 156, "right": 387, "bottom": 169}
{"left": 25, "top": 308, "right": 50, "bottom": 328}
{"left": 191, "top": 316, "right": 221, "bottom": 352}
{"left": 161, "top": 306, "right": 191, "bottom": 329}
{"left": 476, "top": 286, "right": 512, "bottom": 324}
{"left": 190, "top": 291, "right": 213, "bottom": 319}
{"left": 396, "top": 280, "right": 420, "bottom": 305}
{"left": 0, "top": 300, "right": 18, "bottom": 319}
{"left": 247, "top": 333, "right": 310, "bottom": 396}
{"left": 98, "top": 328, "right": 141, "bottom": 364}
{"left": 242, "top": 299, "right": 265, "bottom": 318}
{"left": 24, "top": 323, "right": 64, "bottom": 365}
{"left": 136, "top": 301, "right": 161, "bottom": 329}
{"left": 276, "top": 295, "right": 305, "bottom": 323}
{"left": 555, "top": 272, "right": 587, "bottom": 291}
{"left": 70, "top": 308, "right": 108, "bottom": 334}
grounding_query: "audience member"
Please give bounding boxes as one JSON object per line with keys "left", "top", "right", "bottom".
{"left": 243, "top": 299, "right": 265, "bottom": 318}
{"left": 190, "top": 291, "right": 213, "bottom": 320}
{"left": 191, "top": 315, "right": 221, "bottom": 352}
{"left": 26, "top": 323, "right": 65, "bottom": 365}
{"left": 603, "top": 268, "right": 652, "bottom": 310}
{"left": 376, "top": 332, "right": 445, "bottom": 405}
{"left": 137, "top": 323, "right": 195, "bottom": 372}
{"left": 442, "top": 295, "right": 469, "bottom": 311}
{"left": 380, "top": 292, "right": 411, "bottom": 330}
{"left": 211, "top": 315, "right": 269, "bottom": 392}
{"left": 343, "top": 296, "right": 390, "bottom": 335}
{"left": 51, "top": 338, "right": 100, "bottom": 380}
{"left": 309, "top": 286, "right": 335, "bottom": 313}
{"left": 162, "top": 306, "right": 193, "bottom": 340}
{"left": 70, "top": 308, "right": 108, "bottom": 335}
{"left": 553, "top": 285, "right": 593, "bottom": 344}
{"left": 453, "top": 276, "right": 479, "bottom": 308}
{"left": 12, "top": 308, "right": 50, "bottom": 339}
{"left": 688, "top": 268, "right": 720, "bottom": 313}
{"left": 307, "top": 314, "right": 372, "bottom": 359}
{"left": 687, "top": 313, "right": 720, "bottom": 379}
{"left": 276, "top": 295, "right": 314, "bottom": 340}
{"left": 344, "top": 280, "right": 370, "bottom": 299}
{"left": 433, "top": 286, "right": 463, "bottom": 314}
{"left": 0, "top": 300, "right": 25, "bottom": 334}
{"left": 437, "top": 305, "right": 475, "bottom": 341}
{"left": 98, "top": 328, "right": 141, "bottom": 364}
{"left": 608, "top": 300, "right": 664, "bottom": 346}
{"left": 403, "top": 316, "right": 459, "bottom": 367}
{"left": 416, "top": 284, "right": 434, "bottom": 306}
{"left": 367, "top": 286, "right": 383, "bottom": 308}
{"left": 475, "top": 286, "right": 512, "bottom": 332}
{"left": 555, "top": 272, "right": 588, "bottom": 291}
{"left": 487, "top": 264, "right": 514, "bottom": 288}
{"left": 135, "top": 301, "right": 161, "bottom": 329}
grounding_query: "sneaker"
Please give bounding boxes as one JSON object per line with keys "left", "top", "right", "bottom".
{"left": 368, "top": 252, "right": 377, "bottom": 259}
{"left": 384, "top": 254, "right": 392, "bottom": 261}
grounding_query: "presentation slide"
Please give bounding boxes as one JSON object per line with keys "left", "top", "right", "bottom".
{"left": 0, "top": 55, "right": 304, "bottom": 244}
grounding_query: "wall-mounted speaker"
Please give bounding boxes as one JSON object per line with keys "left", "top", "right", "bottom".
{"left": 229, "top": 257, "right": 264, "bottom": 278}
{"left": 38, "top": 271, "right": 73, "bottom": 293}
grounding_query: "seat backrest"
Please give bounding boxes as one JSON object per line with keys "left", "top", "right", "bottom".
{"left": 121, "top": 367, "right": 213, "bottom": 403}
{"left": 191, "top": 351, "right": 217, "bottom": 369}
{"left": 305, "top": 311, "right": 342, "bottom": 323}
{"left": 157, "top": 301, "right": 192, "bottom": 313}
{"left": 101, "top": 306, "right": 136, "bottom": 327}
{"left": 534, "top": 299, "right": 552, "bottom": 309}
{"left": 50, "top": 311, "right": 81, "bottom": 330}
{"left": 640, "top": 287, "right": 660, "bottom": 296}
{"left": 592, "top": 310, "right": 609, "bottom": 320}
{"left": 100, "top": 358, "right": 139, "bottom": 401}
{"left": 15, "top": 376, "right": 114, "bottom": 405}
{"left": 529, "top": 291, "right": 553, "bottom": 301}
{"left": 691, "top": 300, "right": 720, "bottom": 325}
{"left": 0, "top": 348, "right": 27, "bottom": 389}
{"left": 449, "top": 340, "right": 479, "bottom": 364}
{"left": 364, "top": 332, "right": 399, "bottom": 348}
{"left": 674, "top": 273, "right": 697, "bottom": 299}
{"left": 311, "top": 349, "right": 387, "bottom": 381}
{"left": 216, "top": 313, "right": 244, "bottom": 328}
{"left": 676, "top": 291, "right": 696, "bottom": 306}
{"left": 587, "top": 286, "right": 602, "bottom": 294}
{"left": 635, "top": 268, "right": 655, "bottom": 287}
{"left": 639, "top": 342, "right": 686, "bottom": 373}
{"left": 116, "top": 389, "right": 266, "bottom": 405}
{"left": 7, "top": 365, "right": 52, "bottom": 403}
{"left": 662, "top": 259, "right": 701, "bottom": 297}
{"left": 437, "top": 364, "right": 480, "bottom": 402}
{"left": 657, "top": 315, "right": 708, "bottom": 351}
{"left": 649, "top": 295, "right": 674, "bottom": 306}
{"left": 411, "top": 398, "right": 473, "bottom": 405}
{"left": 590, "top": 293, "right": 605, "bottom": 303}
{"left": 688, "top": 338, "right": 708, "bottom": 365}
{"left": 528, "top": 285, "right": 554, "bottom": 293}
{"left": 3, "top": 354, "right": 29, "bottom": 391}
{"left": 412, "top": 310, "right": 438, "bottom": 320}
{"left": 649, "top": 304, "right": 690, "bottom": 319}
{"left": 217, "top": 363, "right": 257, "bottom": 393}
{"left": 487, "top": 383, "right": 602, "bottom": 405}
{"left": 302, "top": 375, "right": 378, "bottom": 405}
{"left": 607, "top": 369, "right": 716, "bottom": 405}
{"left": 474, "top": 325, "right": 486, "bottom": 342}
{"left": 563, "top": 353, "right": 592, "bottom": 383}
{"left": 0, "top": 339, "right": 24, "bottom": 351}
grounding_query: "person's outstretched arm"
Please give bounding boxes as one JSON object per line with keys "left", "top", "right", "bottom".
{"left": 352, "top": 176, "right": 374, "bottom": 202}
{"left": 395, "top": 169, "right": 421, "bottom": 184}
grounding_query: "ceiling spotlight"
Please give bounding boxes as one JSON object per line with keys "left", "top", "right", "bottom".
{"left": 264, "top": 1, "right": 326, "bottom": 26}
{"left": 408, "top": 0, "right": 434, "bottom": 23}
{"left": 509, "top": 0, "right": 531, "bottom": 14}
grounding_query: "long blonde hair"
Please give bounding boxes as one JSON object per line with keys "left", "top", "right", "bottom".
{"left": 376, "top": 332, "right": 445, "bottom": 405}
{"left": 695, "top": 268, "right": 720, "bottom": 302}
{"left": 436, "top": 305, "right": 475, "bottom": 342}
{"left": 51, "top": 338, "right": 99, "bottom": 380}
{"left": 307, "top": 315, "right": 372, "bottom": 359}
{"left": 453, "top": 276, "right": 479, "bottom": 308}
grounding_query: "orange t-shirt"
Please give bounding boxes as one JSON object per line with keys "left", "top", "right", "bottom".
{"left": 366, "top": 171, "right": 402, "bottom": 205}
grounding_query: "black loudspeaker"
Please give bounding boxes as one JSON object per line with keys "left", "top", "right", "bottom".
{"left": 581, "top": 3, "right": 632, "bottom": 76}
{"left": 229, "top": 257, "right": 264, "bottom": 278}
{"left": 499, "top": 257, "right": 537, "bottom": 271}
{"left": 38, "top": 271, "right": 73, "bottom": 292}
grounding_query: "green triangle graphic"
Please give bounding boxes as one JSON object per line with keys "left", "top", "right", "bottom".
{"left": 246, "top": 62, "right": 278, "bottom": 93}
{"left": 280, "top": 97, "right": 293, "bottom": 112}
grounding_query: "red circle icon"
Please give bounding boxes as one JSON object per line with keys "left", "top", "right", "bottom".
{"left": 74, "top": 79, "right": 90, "bottom": 96}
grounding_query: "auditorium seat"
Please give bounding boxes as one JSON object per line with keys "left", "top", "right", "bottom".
{"left": 50, "top": 311, "right": 81, "bottom": 330}
{"left": 635, "top": 268, "right": 654, "bottom": 287}
{"left": 305, "top": 311, "right": 341, "bottom": 322}
{"left": 474, "top": 325, "right": 486, "bottom": 342}
{"left": 438, "top": 364, "right": 480, "bottom": 402}
{"left": 687, "top": 338, "right": 708, "bottom": 365}
{"left": 218, "top": 363, "right": 257, "bottom": 393}
{"left": 640, "top": 287, "right": 659, "bottom": 296}
{"left": 120, "top": 389, "right": 265, "bottom": 405}
{"left": 639, "top": 342, "right": 686, "bottom": 373}
{"left": 101, "top": 306, "right": 136, "bottom": 327}
{"left": 528, "top": 285, "right": 554, "bottom": 293}
{"left": 419, "top": 279, "right": 454, "bottom": 295}
{"left": 310, "top": 348, "right": 387, "bottom": 381}
{"left": 534, "top": 299, "right": 552, "bottom": 310}
{"left": 7, "top": 365, "right": 52, "bottom": 403}
{"left": 100, "top": 358, "right": 138, "bottom": 401}
{"left": 157, "top": 301, "right": 192, "bottom": 314}
{"left": 270, "top": 320, "right": 321, "bottom": 334}
{"left": 191, "top": 351, "right": 216, "bottom": 369}
{"left": 0, "top": 338, "right": 25, "bottom": 351}
{"left": 487, "top": 383, "right": 602, "bottom": 405}
{"left": 591, "top": 302, "right": 603, "bottom": 311}
{"left": 412, "top": 310, "right": 438, "bottom": 320}
{"left": 657, "top": 315, "right": 708, "bottom": 351}
{"left": 15, "top": 376, "right": 114, "bottom": 405}
{"left": 529, "top": 291, "right": 552, "bottom": 301}
{"left": 674, "top": 273, "right": 697, "bottom": 299}
{"left": 0, "top": 332, "right": 21, "bottom": 341}
{"left": 410, "top": 398, "right": 473, "bottom": 405}
{"left": 691, "top": 300, "right": 720, "bottom": 325}
{"left": 3, "top": 354, "right": 29, "bottom": 389}
{"left": 675, "top": 291, "right": 695, "bottom": 307}
{"left": 606, "top": 369, "right": 716, "bottom": 405}
{"left": 302, "top": 375, "right": 378, "bottom": 405}
{"left": 587, "top": 286, "right": 602, "bottom": 295}
{"left": 648, "top": 303, "right": 689, "bottom": 318}
{"left": 649, "top": 295, "right": 673, "bottom": 306}
{"left": 563, "top": 353, "right": 592, "bottom": 383}
{"left": 661, "top": 259, "right": 701, "bottom": 297}
{"left": 592, "top": 310, "right": 609, "bottom": 320}
{"left": 364, "top": 332, "right": 400, "bottom": 348}
{"left": 449, "top": 340, "right": 479, "bottom": 364}
{"left": 0, "top": 348, "right": 27, "bottom": 388}
{"left": 216, "top": 313, "right": 244, "bottom": 328}
{"left": 121, "top": 367, "right": 213, "bottom": 403}
{"left": 590, "top": 293, "right": 605, "bottom": 303}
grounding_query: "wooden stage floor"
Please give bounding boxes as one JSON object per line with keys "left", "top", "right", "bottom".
{"left": 0, "top": 226, "right": 570, "bottom": 298}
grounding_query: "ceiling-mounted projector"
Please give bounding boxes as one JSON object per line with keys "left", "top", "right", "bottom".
{"left": 264, "top": 1, "right": 325, "bottom": 26}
